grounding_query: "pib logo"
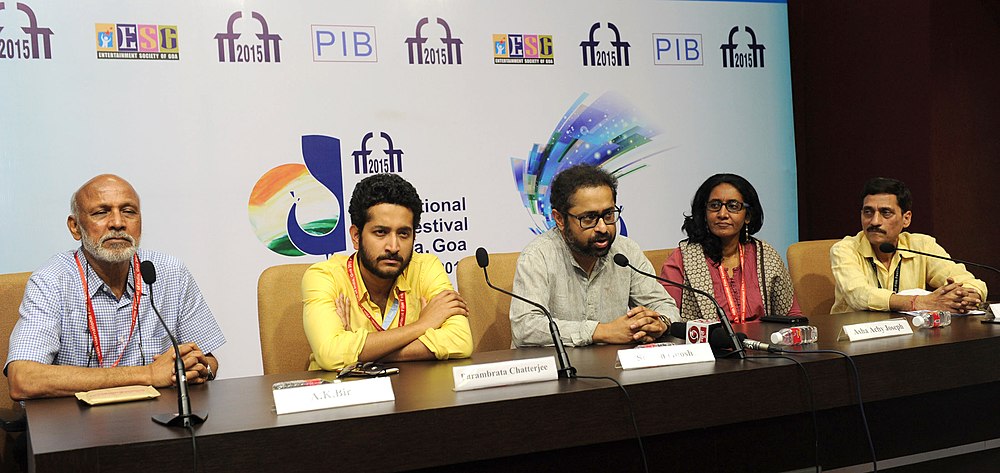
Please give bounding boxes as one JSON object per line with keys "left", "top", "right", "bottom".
{"left": 215, "top": 11, "right": 282, "bottom": 63}
{"left": 0, "top": 2, "right": 53, "bottom": 60}
{"left": 312, "top": 25, "right": 376, "bottom": 62}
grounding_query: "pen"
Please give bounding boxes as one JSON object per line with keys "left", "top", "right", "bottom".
{"left": 271, "top": 378, "right": 329, "bottom": 390}
{"left": 337, "top": 362, "right": 360, "bottom": 379}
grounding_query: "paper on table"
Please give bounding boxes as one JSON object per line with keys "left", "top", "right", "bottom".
{"left": 76, "top": 385, "right": 160, "bottom": 405}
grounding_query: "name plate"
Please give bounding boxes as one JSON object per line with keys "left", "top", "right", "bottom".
{"left": 273, "top": 377, "right": 394, "bottom": 415}
{"left": 616, "top": 343, "right": 716, "bottom": 370}
{"left": 453, "top": 356, "right": 558, "bottom": 391}
{"left": 839, "top": 317, "right": 913, "bottom": 342}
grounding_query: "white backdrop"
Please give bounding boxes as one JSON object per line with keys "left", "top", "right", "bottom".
{"left": 0, "top": 0, "right": 797, "bottom": 379}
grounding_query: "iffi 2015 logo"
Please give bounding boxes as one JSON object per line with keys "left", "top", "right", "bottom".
{"left": 248, "top": 131, "right": 405, "bottom": 257}
{"left": 720, "top": 26, "right": 765, "bottom": 68}
{"left": 579, "top": 22, "right": 629, "bottom": 67}
{"left": 405, "top": 17, "right": 462, "bottom": 65}
{"left": 0, "top": 2, "right": 53, "bottom": 60}
{"left": 96, "top": 23, "right": 178, "bottom": 60}
{"left": 215, "top": 11, "right": 281, "bottom": 63}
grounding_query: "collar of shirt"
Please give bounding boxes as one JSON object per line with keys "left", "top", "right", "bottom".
{"left": 856, "top": 231, "right": 915, "bottom": 270}
{"left": 349, "top": 254, "right": 411, "bottom": 306}
{"left": 81, "top": 253, "right": 137, "bottom": 302}
{"left": 554, "top": 230, "right": 609, "bottom": 278}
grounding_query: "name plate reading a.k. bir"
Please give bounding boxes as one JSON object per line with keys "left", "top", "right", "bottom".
{"left": 616, "top": 343, "right": 716, "bottom": 370}
{"left": 453, "top": 356, "right": 558, "bottom": 391}
{"left": 273, "top": 377, "right": 394, "bottom": 415}
{"left": 839, "top": 317, "right": 913, "bottom": 342}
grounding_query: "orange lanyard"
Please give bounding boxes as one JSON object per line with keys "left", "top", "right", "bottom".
{"left": 345, "top": 254, "right": 406, "bottom": 331}
{"left": 74, "top": 251, "right": 142, "bottom": 368}
{"left": 717, "top": 244, "right": 747, "bottom": 324}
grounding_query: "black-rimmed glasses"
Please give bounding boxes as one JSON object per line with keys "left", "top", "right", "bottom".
{"left": 707, "top": 200, "right": 750, "bottom": 213}
{"left": 565, "top": 207, "right": 622, "bottom": 229}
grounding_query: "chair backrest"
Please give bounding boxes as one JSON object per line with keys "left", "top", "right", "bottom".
{"left": 257, "top": 263, "right": 313, "bottom": 375}
{"left": 643, "top": 248, "right": 675, "bottom": 274}
{"left": 786, "top": 239, "right": 840, "bottom": 316}
{"left": 455, "top": 252, "right": 519, "bottom": 352}
{"left": 0, "top": 272, "right": 31, "bottom": 415}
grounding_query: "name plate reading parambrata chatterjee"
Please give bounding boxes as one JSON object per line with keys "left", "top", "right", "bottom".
{"left": 452, "top": 356, "right": 558, "bottom": 391}
{"left": 273, "top": 377, "right": 394, "bottom": 415}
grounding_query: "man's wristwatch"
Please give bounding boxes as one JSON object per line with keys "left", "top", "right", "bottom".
{"left": 205, "top": 364, "right": 216, "bottom": 381}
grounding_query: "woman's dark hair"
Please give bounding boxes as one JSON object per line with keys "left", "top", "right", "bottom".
{"left": 681, "top": 173, "right": 764, "bottom": 262}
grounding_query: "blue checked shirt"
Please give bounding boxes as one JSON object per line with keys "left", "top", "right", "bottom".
{"left": 5, "top": 248, "right": 226, "bottom": 372}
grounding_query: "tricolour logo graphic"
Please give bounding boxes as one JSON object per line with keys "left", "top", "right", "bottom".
{"left": 652, "top": 33, "right": 701, "bottom": 66}
{"left": 510, "top": 92, "right": 663, "bottom": 234}
{"left": 215, "top": 11, "right": 282, "bottom": 63}
{"left": 720, "top": 26, "right": 765, "bottom": 68}
{"left": 312, "top": 25, "right": 376, "bottom": 62}
{"left": 95, "top": 23, "right": 178, "bottom": 60}
{"left": 249, "top": 136, "right": 346, "bottom": 257}
{"left": 0, "top": 2, "right": 53, "bottom": 60}
{"left": 493, "top": 34, "right": 553, "bottom": 65}
{"left": 404, "top": 17, "right": 462, "bottom": 65}
{"left": 579, "top": 22, "right": 629, "bottom": 67}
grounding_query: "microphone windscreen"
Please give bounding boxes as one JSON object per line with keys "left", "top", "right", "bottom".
{"left": 878, "top": 242, "right": 897, "bottom": 253}
{"left": 475, "top": 247, "right": 490, "bottom": 268}
{"left": 669, "top": 322, "right": 687, "bottom": 339}
{"left": 708, "top": 327, "right": 747, "bottom": 350}
{"left": 613, "top": 253, "right": 629, "bottom": 268}
{"left": 140, "top": 260, "right": 157, "bottom": 285}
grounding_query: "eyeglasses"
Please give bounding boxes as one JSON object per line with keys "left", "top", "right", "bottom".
{"left": 707, "top": 200, "right": 751, "bottom": 213}
{"left": 565, "top": 207, "right": 622, "bottom": 229}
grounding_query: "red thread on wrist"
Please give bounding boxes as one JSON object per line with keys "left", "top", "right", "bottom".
{"left": 910, "top": 296, "right": 917, "bottom": 311}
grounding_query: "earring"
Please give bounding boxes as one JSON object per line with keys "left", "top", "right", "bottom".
{"left": 744, "top": 223, "right": 750, "bottom": 241}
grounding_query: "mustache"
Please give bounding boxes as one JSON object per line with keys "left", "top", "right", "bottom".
{"left": 99, "top": 231, "right": 136, "bottom": 245}
{"left": 865, "top": 226, "right": 886, "bottom": 234}
{"left": 378, "top": 253, "right": 403, "bottom": 262}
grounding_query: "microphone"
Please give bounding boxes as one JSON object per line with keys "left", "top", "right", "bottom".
{"left": 707, "top": 328, "right": 782, "bottom": 353}
{"left": 141, "top": 261, "right": 207, "bottom": 427}
{"left": 476, "top": 247, "right": 576, "bottom": 378}
{"left": 878, "top": 242, "right": 1000, "bottom": 276}
{"left": 668, "top": 320, "right": 720, "bottom": 344}
{"left": 614, "top": 253, "right": 746, "bottom": 359}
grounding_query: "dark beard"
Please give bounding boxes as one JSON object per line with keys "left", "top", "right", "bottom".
{"left": 561, "top": 226, "right": 614, "bottom": 258}
{"left": 357, "top": 238, "right": 409, "bottom": 280}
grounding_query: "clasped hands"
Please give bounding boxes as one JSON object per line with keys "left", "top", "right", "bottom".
{"left": 595, "top": 306, "right": 667, "bottom": 344}
{"left": 150, "top": 342, "right": 214, "bottom": 387}
{"left": 921, "top": 277, "right": 983, "bottom": 313}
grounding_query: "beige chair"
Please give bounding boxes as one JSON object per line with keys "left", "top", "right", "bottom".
{"left": 786, "top": 239, "right": 840, "bottom": 316}
{"left": 0, "top": 272, "right": 30, "bottom": 468}
{"left": 257, "top": 264, "right": 313, "bottom": 375}
{"left": 643, "top": 248, "right": 675, "bottom": 274}
{"left": 455, "top": 252, "right": 519, "bottom": 353}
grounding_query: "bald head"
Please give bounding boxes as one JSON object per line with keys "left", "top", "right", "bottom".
{"left": 70, "top": 174, "right": 140, "bottom": 219}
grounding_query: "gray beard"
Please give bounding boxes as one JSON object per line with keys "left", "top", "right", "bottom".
{"left": 80, "top": 228, "right": 139, "bottom": 264}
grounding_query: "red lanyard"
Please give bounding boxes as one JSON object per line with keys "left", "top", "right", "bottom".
{"left": 717, "top": 244, "right": 748, "bottom": 324}
{"left": 345, "top": 253, "right": 406, "bottom": 332}
{"left": 74, "top": 251, "right": 142, "bottom": 368}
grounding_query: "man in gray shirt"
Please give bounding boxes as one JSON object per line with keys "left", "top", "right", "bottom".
{"left": 510, "top": 165, "right": 679, "bottom": 347}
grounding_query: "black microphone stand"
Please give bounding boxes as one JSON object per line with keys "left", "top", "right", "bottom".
{"left": 143, "top": 265, "right": 207, "bottom": 427}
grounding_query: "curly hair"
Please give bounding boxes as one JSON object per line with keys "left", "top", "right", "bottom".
{"left": 681, "top": 173, "right": 764, "bottom": 262}
{"left": 549, "top": 165, "right": 618, "bottom": 217}
{"left": 348, "top": 173, "right": 422, "bottom": 229}
{"left": 861, "top": 177, "right": 911, "bottom": 212}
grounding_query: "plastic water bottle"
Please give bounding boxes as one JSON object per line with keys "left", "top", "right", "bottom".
{"left": 769, "top": 326, "right": 819, "bottom": 346}
{"left": 911, "top": 310, "right": 952, "bottom": 328}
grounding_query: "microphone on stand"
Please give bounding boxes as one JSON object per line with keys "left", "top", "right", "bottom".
{"left": 878, "top": 243, "right": 1000, "bottom": 276}
{"left": 613, "top": 253, "right": 746, "bottom": 359}
{"left": 141, "top": 261, "right": 208, "bottom": 427}
{"left": 476, "top": 248, "right": 576, "bottom": 378}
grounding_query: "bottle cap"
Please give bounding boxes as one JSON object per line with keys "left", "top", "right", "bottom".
{"left": 911, "top": 316, "right": 924, "bottom": 327}
{"left": 770, "top": 332, "right": 783, "bottom": 344}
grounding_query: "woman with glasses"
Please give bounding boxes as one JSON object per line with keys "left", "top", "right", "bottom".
{"left": 660, "top": 173, "right": 802, "bottom": 322}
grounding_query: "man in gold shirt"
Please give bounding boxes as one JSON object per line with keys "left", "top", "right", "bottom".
{"left": 302, "top": 174, "right": 472, "bottom": 371}
{"left": 830, "top": 177, "right": 987, "bottom": 314}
